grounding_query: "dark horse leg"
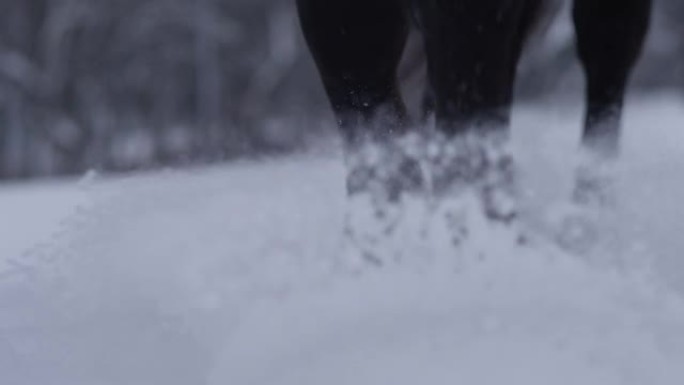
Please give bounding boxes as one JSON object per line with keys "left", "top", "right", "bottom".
{"left": 573, "top": 0, "right": 651, "bottom": 157}
{"left": 295, "top": 0, "right": 410, "bottom": 146}
{"left": 410, "top": 0, "right": 545, "bottom": 222}
{"left": 297, "top": 0, "right": 415, "bottom": 264}
{"left": 571, "top": 0, "right": 651, "bottom": 206}
{"left": 411, "top": 0, "right": 546, "bottom": 135}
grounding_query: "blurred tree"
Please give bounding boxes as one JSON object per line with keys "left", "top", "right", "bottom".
{"left": 0, "top": 0, "right": 320, "bottom": 179}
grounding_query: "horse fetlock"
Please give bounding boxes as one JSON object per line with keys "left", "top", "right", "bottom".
{"left": 345, "top": 133, "right": 428, "bottom": 200}
{"left": 423, "top": 131, "right": 519, "bottom": 222}
{"left": 573, "top": 154, "right": 618, "bottom": 209}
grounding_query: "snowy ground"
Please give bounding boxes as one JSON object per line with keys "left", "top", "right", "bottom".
{"left": 1, "top": 95, "right": 684, "bottom": 385}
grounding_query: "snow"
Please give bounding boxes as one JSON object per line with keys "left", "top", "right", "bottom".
{"left": 1, "top": 95, "right": 684, "bottom": 385}
{"left": 0, "top": 179, "right": 92, "bottom": 273}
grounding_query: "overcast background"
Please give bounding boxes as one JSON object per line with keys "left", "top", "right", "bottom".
{"left": 0, "top": 0, "right": 681, "bottom": 180}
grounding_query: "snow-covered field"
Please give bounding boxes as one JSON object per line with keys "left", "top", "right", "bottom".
{"left": 1, "top": 96, "right": 684, "bottom": 385}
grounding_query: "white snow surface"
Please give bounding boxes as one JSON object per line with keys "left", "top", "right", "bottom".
{"left": 1, "top": 96, "right": 684, "bottom": 385}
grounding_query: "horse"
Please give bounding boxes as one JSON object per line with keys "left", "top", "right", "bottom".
{"left": 296, "top": 0, "right": 652, "bottom": 235}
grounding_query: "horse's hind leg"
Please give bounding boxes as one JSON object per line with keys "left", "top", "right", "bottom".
{"left": 412, "top": 0, "right": 538, "bottom": 136}
{"left": 297, "top": 0, "right": 419, "bottom": 265}
{"left": 296, "top": 0, "right": 410, "bottom": 146}
{"left": 409, "top": 0, "right": 544, "bottom": 223}
{"left": 573, "top": 0, "right": 652, "bottom": 157}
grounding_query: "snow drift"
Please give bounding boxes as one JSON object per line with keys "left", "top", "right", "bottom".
{"left": 1, "top": 96, "right": 684, "bottom": 385}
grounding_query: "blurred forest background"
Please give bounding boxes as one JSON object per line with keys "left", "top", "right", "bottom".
{"left": 0, "top": 0, "right": 682, "bottom": 180}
